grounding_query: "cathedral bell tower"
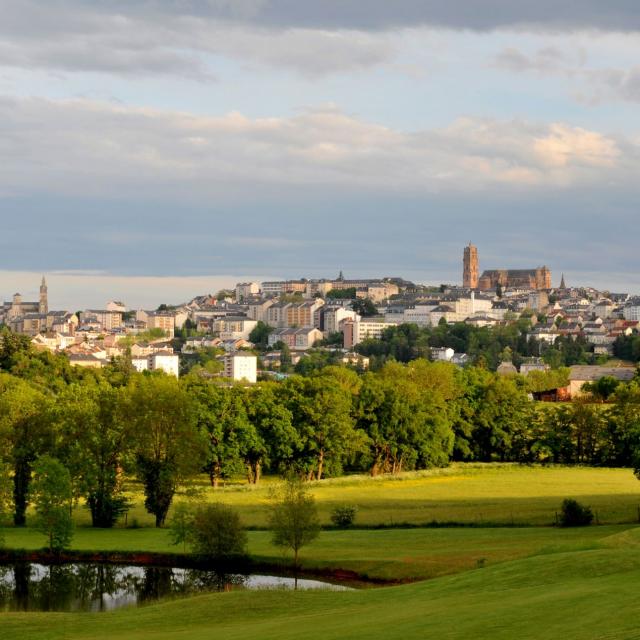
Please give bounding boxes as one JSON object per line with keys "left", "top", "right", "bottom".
{"left": 463, "top": 243, "right": 479, "bottom": 289}
{"left": 39, "top": 276, "right": 48, "bottom": 315}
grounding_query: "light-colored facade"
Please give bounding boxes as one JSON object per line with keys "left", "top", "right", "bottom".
{"left": 235, "top": 282, "right": 260, "bottom": 302}
{"left": 83, "top": 310, "right": 124, "bottom": 331}
{"left": 342, "top": 317, "right": 401, "bottom": 349}
{"left": 268, "top": 327, "right": 323, "bottom": 350}
{"left": 224, "top": 352, "right": 257, "bottom": 383}
{"left": 150, "top": 352, "right": 180, "bottom": 377}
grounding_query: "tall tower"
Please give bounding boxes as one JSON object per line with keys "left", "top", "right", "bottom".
{"left": 39, "top": 276, "right": 48, "bottom": 315}
{"left": 463, "top": 243, "right": 479, "bottom": 289}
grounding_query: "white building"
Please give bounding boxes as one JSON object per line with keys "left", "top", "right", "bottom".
{"left": 150, "top": 352, "right": 180, "bottom": 377}
{"left": 235, "top": 282, "right": 260, "bottom": 302}
{"left": 131, "top": 352, "right": 180, "bottom": 377}
{"left": 342, "top": 317, "right": 402, "bottom": 348}
{"left": 431, "top": 347, "right": 454, "bottom": 362}
{"left": 402, "top": 305, "right": 438, "bottom": 326}
{"left": 224, "top": 352, "right": 257, "bottom": 383}
{"left": 623, "top": 302, "right": 640, "bottom": 322}
{"left": 213, "top": 317, "right": 258, "bottom": 341}
{"left": 323, "top": 307, "right": 358, "bottom": 334}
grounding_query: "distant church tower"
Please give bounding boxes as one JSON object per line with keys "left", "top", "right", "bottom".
{"left": 559, "top": 273, "right": 567, "bottom": 290}
{"left": 463, "top": 243, "right": 479, "bottom": 289}
{"left": 39, "top": 276, "right": 48, "bottom": 314}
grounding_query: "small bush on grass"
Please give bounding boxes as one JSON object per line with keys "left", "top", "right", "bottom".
{"left": 331, "top": 505, "right": 358, "bottom": 528}
{"left": 560, "top": 498, "right": 593, "bottom": 527}
{"left": 190, "top": 503, "right": 248, "bottom": 562}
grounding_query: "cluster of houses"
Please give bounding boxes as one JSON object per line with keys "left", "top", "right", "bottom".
{"left": 2, "top": 273, "right": 639, "bottom": 390}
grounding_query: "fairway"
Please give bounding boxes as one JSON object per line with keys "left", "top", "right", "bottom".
{"left": 3, "top": 463, "right": 640, "bottom": 638}
{"left": 3, "top": 535, "right": 640, "bottom": 639}
{"left": 97, "top": 463, "right": 640, "bottom": 528}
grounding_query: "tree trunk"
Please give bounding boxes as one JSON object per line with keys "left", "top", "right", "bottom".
{"left": 317, "top": 449, "right": 324, "bottom": 481}
{"left": 13, "top": 458, "right": 31, "bottom": 527}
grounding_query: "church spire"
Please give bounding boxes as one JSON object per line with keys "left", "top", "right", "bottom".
{"left": 559, "top": 273, "right": 566, "bottom": 289}
{"left": 39, "top": 275, "right": 48, "bottom": 314}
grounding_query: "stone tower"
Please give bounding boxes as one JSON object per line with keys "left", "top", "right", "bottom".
{"left": 39, "top": 276, "right": 48, "bottom": 315}
{"left": 463, "top": 243, "right": 479, "bottom": 289}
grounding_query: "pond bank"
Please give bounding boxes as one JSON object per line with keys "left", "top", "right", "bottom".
{"left": 0, "top": 548, "right": 393, "bottom": 588}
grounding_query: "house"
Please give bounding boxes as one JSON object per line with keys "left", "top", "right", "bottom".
{"left": 567, "top": 365, "right": 636, "bottom": 398}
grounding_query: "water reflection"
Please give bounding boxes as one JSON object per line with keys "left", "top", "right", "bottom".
{"left": 0, "top": 563, "right": 349, "bottom": 612}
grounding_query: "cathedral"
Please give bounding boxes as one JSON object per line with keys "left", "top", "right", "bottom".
{"left": 463, "top": 244, "right": 552, "bottom": 291}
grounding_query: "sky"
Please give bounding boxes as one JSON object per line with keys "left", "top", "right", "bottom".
{"left": 1, "top": 1, "right": 639, "bottom": 308}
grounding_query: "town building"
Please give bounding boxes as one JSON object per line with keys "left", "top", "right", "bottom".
{"left": 224, "top": 352, "right": 257, "bottom": 383}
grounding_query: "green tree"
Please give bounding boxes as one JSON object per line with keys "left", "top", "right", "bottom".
{"left": 284, "top": 374, "right": 360, "bottom": 479}
{"left": 168, "top": 503, "right": 195, "bottom": 552}
{"left": 126, "top": 376, "right": 206, "bottom": 526}
{"left": 186, "top": 380, "right": 253, "bottom": 488}
{"left": 352, "top": 298, "right": 378, "bottom": 317}
{"left": 248, "top": 321, "right": 274, "bottom": 350}
{"left": 189, "top": 503, "right": 248, "bottom": 561}
{"left": 269, "top": 479, "right": 320, "bottom": 568}
{"left": 53, "top": 383, "right": 131, "bottom": 527}
{"left": 31, "top": 455, "right": 74, "bottom": 552}
{"left": 0, "top": 462, "right": 11, "bottom": 547}
{"left": 0, "top": 374, "right": 52, "bottom": 526}
{"left": 245, "top": 384, "right": 297, "bottom": 484}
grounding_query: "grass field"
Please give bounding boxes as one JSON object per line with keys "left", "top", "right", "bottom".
{"left": 100, "top": 463, "right": 640, "bottom": 528}
{"left": 3, "top": 530, "right": 640, "bottom": 639}
{"left": 3, "top": 464, "right": 640, "bottom": 638}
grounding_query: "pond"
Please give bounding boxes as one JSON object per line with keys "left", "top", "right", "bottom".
{"left": 0, "top": 562, "right": 352, "bottom": 612}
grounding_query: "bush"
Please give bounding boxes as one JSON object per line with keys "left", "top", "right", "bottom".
{"left": 559, "top": 498, "right": 593, "bottom": 527}
{"left": 330, "top": 504, "right": 358, "bottom": 528}
{"left": 190, "top": 503, "right": 248, "bottom": 561}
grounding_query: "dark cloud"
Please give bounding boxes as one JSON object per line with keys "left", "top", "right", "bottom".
{"left": 80, "top": 0, "right": 640, "bottom": 32}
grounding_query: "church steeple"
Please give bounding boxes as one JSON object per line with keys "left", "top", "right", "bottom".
{"left": 559, "top": 273, "right": 566, "bottom": 290}
{"left": 39, "top": 276, "right": 48, "bottom": 314}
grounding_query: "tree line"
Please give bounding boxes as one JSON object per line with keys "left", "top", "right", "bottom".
{"left": 1, "top": 327, "right": 640, "bottom": 533}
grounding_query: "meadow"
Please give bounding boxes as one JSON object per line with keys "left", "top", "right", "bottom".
{"left": 92, "top": 463, "right": 640, "bottom": 528}
{"left": 2, "top": 464, "right": 640, "bottom": 638}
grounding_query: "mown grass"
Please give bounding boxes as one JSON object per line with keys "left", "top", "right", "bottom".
{"left": 3, "top": 534, "right": 640, "bottom": 639}
{"left": 2, "top": 524, "right": 631, "bottom": 582}
{"left": 103, "top": 463, "right": 640, "bottom": 528}
{"left": 4, "top": 464, "right": 640, "bottom": 638}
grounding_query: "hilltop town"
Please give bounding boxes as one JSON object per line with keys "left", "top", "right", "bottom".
{"left": 1, "top": 245, "right": 639, "bottom": 388}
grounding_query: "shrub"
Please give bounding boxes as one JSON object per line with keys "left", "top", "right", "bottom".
{"left": 330, "top": 504, "right": 358, "bottom": 528}
{"left": 190, "top": 503, "right": 248, "bottom": 561}
{"left": 559, "top": 498, "right": 593, "bottom": 527}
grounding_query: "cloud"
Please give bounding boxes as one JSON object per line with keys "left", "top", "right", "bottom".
{"left": 493, "top": 47, "right": 574, "bottom": 74}
{"left": 60, "top": 1, "right": 640, "bottom": 32}
{"left": 0, "top": 2, "right": 395, "bottom": 77}
{"left": 0, "top": 97, "right": 630, "bottom": 200}
{"left": 2, "top": 1, "right": 640, "bottom": 79}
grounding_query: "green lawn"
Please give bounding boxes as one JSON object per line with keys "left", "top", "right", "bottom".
{"left": 111, "top": 463, "right": 640, "bottom": 528}
{"left": 3, "top": 464, "right": 640, "bottom": 638}
{"left": 2, "top": 523, "right": 631, "bottom": 582}
{"left": 3, "top": 536, "right": 640, "bottom": 639}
